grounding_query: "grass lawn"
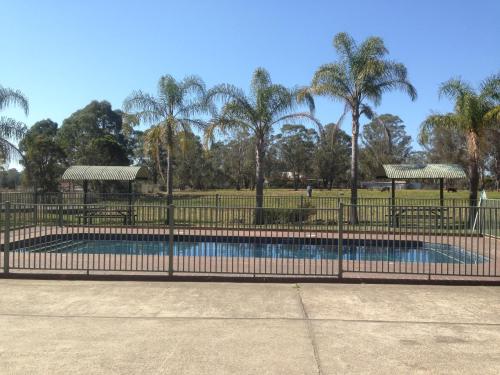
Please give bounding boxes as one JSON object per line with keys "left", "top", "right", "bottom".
{"left": 173, "top": 188, "right": 500, "bottom": 200}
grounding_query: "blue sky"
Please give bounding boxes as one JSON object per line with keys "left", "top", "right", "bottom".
{"left": 1, "top": 0, "right": 499, "bottom": 165}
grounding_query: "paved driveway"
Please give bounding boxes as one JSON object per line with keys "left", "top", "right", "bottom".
{"left": 0, "top": 280, "right": 499, "bottom": 374}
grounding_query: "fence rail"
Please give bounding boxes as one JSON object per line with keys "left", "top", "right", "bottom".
{"left": 0, "top": 201, "right": 498, "bottom": 280}
{"left": 0, "top": 191, "right": 471, "bottom": 208}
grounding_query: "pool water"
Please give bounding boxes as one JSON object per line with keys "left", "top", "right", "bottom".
{"left": 30, "top": 240, "right": 486, "bottom": 264}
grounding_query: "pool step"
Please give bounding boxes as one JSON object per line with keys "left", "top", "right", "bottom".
{"left": 28, "top": 240, "right": 87, "bottom": 253}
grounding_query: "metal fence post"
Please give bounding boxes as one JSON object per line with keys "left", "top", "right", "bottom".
{"left": 338, "top": 202, "right": 343, "bottom": 279}
{"left": 58, "top": 192, "right": 64, "bottom": 227}
{"left": 3, "top": 201, "right": 10, "bottom": 274}
{"left": 215, "top": 194, "right": 220, "bottom": 224}
{"left": 299, "top": 195, "right": 304, "bottom": 230}
{"left": 33, "top": 191, "right": 38, "bottom": 226}
{"left": 168, "top": 204, "right": 174, "bottom": 276}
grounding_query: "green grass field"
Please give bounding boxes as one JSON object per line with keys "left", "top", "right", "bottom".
{"left": 172, "top": 188, "right": 500, "bottom": 200}
{"left": 1, "top": 189, "right": 497, "bottom": 236}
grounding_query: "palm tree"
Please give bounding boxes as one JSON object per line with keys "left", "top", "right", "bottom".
{"left": 205, "top": 68, "right": 317, "bottom": 221}
{"left": 304, "top": 33, "right": 417, "bottom": 223}
{"left": 123, "top": 75, "right": 207, "bottom": 204}
{"left": 0, "top": 85, "right": 29, "bottom": 163}
{"left": 143, "top": 125, "right": 168, "bottom": 186}
{"left": 420, "top": 74, "right": 500, "bottom": 210}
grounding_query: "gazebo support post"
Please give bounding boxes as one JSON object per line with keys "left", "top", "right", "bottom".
{"left": 83, "top": 180, "right": 88, "bottom": 225}
{"left": 391, "top": 179, "right": 396, "bottom": 227}
{"left": 439, "top": 178, "right": 444, "bottom": 207}
{"left": 128, "top": 181, "right": 133, "bottom": 225}
{"left": 439, "top": 178, "right": 444, "bottom": 229}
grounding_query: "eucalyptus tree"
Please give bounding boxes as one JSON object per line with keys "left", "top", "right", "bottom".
{"left": 57, "top": 101, "right": 130, "bottom": 166}
{"left": 19, "top": 120, "right": 66, "bottom": 192}
{"left": 123, "top": 75, "right": 208, "bottom": 204}
{"left": 205, "top": 68, "right": 317, "bottom": 218}
{"left": 360, "top": 114, "right": 413, "bottom": 180}
{"left": 0, "top": 85, "right": 29, "bottom": 163}
{"left": 420, "top": 74, "right": 500, "bottom": 208}
{"left": 275, "top": 124, "right": 317, "bottom": 190}
{"left": 315, "top": 123, "right": 351, "bottom": 189}
{"left": 304, "top": 33, "right": 417, "bottom": 223}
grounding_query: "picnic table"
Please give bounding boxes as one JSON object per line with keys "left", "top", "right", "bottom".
{"left": 76, "top": 206, "right": 136, "bottom": 225}
{"left": 389, "top": 206, "right": 450, "bottom": 228}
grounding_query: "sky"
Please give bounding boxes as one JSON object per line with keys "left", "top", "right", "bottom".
{"left": 1, "top": 0, "right": 499, "bottom": 168}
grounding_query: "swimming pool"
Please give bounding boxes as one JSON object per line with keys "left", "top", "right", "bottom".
{"left": 24, "top": 239, "right": 486, "bottom": 264}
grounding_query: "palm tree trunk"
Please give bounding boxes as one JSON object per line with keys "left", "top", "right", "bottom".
{"left": 255, "top": 136, "right": 266, "bottom": 224}
{"left": 166, "top": 123, "right": 174, "bottom": 207}
{"left": 350, "top": 111, "right": 360, "bottom": 224}
{"left": 467, "top": 131, "right": 480, "bottom": 226}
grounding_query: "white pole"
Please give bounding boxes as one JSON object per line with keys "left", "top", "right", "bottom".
{"left": 472, "top": 190, "right": 487, "bottom": 232}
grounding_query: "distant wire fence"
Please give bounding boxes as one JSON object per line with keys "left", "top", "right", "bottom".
{"left": 0, "top": 199, "right": 498, "bottom": 279}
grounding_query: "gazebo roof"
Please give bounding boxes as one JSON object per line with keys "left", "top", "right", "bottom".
{"left": 61, "top": 166, "right": 149, "bottom": 181}
{"left": 382, "top": 164, "right": 466, "bottom": 180}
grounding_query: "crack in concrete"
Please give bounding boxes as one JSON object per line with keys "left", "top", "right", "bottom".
{"left": 295, "top": 286, "right": 323, "bottom": 375}
{"left": 0, "top": 312, "right": 500, "bottom": 327}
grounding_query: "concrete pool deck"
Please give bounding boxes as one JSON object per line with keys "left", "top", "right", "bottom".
{"left": 0, "top": 280, "right": 499, "bottom": 374}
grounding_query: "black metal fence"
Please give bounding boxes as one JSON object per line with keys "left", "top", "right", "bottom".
{"left": 0, "top": 191, "right": 471, "bottom": 208}
{"left": 1, "top": 200, "right": 498, "bottom": 280}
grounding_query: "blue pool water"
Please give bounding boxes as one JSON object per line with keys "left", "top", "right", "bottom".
{"left": 32, "top": 240, "right": 486, "bottom": 264}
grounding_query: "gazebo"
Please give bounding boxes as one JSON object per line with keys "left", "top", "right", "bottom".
{"left": 381, "top": 164, "right": 467, "bottom": 207}
{"left": 61, "top": 165, "right": 149, "bottom": 224}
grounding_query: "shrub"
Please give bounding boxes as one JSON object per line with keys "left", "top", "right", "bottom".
{"left": 259, "top": 200, "right": 316, "bottom": 225}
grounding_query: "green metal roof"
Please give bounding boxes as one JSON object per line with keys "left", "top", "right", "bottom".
{"left": 382, "top": 164, "right": 466, "bottom": 179}
{"left": 61, "top": 166, "right": 149, "bottom": 181}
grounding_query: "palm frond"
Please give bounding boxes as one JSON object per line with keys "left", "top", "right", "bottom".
{"left": 250, "top": 68, "right": 272, "bottom": 98}
{"left": 358, "top": 36, "right": 388, "bottom": 60}
{"left": 295, "top": 86, "right": 315, "bottom": 114}
{"left": 265, "top": 85, "right": 294, "bottom": 119}
{"left": 439, "top": 78, "right": 474, "bottom": 101}
{"left": 203, "top": 116, "right": 251, "bottom": 147}
{"left": 0, "top": 86, "right": 29, "bottom": 115}
{"left": 359, "top": 104, "right": 374, "bottom": 119}
{"left": 310, "top": 63, "right": 352, "bottom": 102}
{"left": 180, "top": 75, "right": 206, "bottom": 97}
{"left": 0, "top": 117, "right": 27, "bottom": 140}
{"left": 368, "top": 61, "right": 417, "bottom": 104}
{"left": 271, "top": 112, "right": 322, "bottom": 132}
{"left": 0, "top": 138, "right": 24, "bottom": 164}
{"left": 178, "top": 118, "right": 207, "bottom": 131}
{"left": 419, "top": 113, "right": 462, "bottom": 146}
{"left": 483, "top": 105, "right": 500, "bottom": 126}
{"left": 207, "top": 83, "right": 255, "bottom": 114}
{"left": 123, "top": 91, "right": 164, "bottom": 124}
{"left": 479, "top": 73, "right": 500, "bottom": 103}
{"left": 333, "top": 32, "right": 356, "bottom": 61}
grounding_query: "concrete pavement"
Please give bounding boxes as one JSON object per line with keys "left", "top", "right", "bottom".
{"left": 0, "top": 280, "right": 499, "bottom": 374}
